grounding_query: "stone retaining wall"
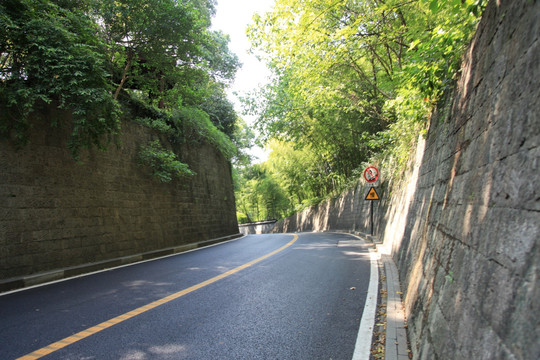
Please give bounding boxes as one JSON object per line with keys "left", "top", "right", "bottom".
{"left": 271, "top": 1, "right": 539, "bottom": 358}
{"left": 0, "top": 113, "right": 239, "bottom": 284}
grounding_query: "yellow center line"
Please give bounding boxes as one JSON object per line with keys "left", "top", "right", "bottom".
{"left": 17, "top": 234, "right": 298, "bottom": 360}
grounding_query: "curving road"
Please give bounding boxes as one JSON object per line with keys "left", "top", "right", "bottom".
{"left": 0, "top": 233, "right": 374, "bottom": 360}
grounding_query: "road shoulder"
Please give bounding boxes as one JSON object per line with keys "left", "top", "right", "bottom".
{"left": 379, "top": 253, "right": 410, "bottom": 360}
{"left": 341, "top": 231, "right": 411, "bottom": 360}
{"left": 0, "top": 233, "right": 243, "bottom": 295}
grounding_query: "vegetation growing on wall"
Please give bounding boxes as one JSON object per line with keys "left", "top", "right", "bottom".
{"left": 139, "top": 140, "right": 195, "bottom": 183}
{"left": 125, "top": 94, "right": 238, "bottom": 182}
{"left": 0, "top": 0, "right": 242, "bottom": 163}
{"left": 0, "top": 0, "right": 120, "bottom": 158}
{"left": 1, "top": 0, "right": 487, "bottom": 220}
{"left": 235, "top": 0, "right": 485, "bottom": 222}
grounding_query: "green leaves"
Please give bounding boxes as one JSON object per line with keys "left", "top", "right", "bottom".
{"left": 241, "top": 0, "right": 484, "bottom": 214}
{"left": 176, "top": 106, "right": 236, "bottom": 161}
{"left": 98, "top": 0, "right": 238, "bottom": 110}
{"left": 245, "top": 0, "right": 401, "bottom": 199}
{"left": 1, "top": 0, "right": 240, "bottom": 162}
{"left": 234, "top": 162, "right": 291, "bottom": 223}
{"left": 0, "top": 0, "right": 120, "bottom": 158}
{"left": 139, "top": 140, "right": 195, "bottom": 183}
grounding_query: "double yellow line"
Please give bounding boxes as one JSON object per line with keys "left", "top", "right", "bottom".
{"left": 18, "top": 234, "right": 298, "bottom": 359}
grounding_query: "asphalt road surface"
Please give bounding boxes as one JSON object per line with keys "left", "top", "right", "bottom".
{"left": 0, "top": 232, "right": 373, "bottom": 360}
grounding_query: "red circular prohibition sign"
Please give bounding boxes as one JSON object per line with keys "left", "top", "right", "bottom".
{"left": 364, "top": 166, "right": 379, "bottom": 183}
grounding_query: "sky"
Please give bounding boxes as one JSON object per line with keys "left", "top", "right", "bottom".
{"left": 211, "top": 0, "right": 276, "bottom": 163}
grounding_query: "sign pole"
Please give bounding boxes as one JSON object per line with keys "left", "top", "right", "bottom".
{"left": 370, "top": 200, "right": 374, "bottom": 236}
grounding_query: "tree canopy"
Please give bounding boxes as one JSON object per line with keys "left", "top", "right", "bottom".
{"left": 0, "top": 0, "right": 120, "bottom": 156}
{"left": 235, "top": 0, "right": 485, "bottom": 222}
{"left": 0, "top": 0, "right": 242, "bottom": 160}
{"left": 0, "top": 0, "right": 487, "bottom": 219}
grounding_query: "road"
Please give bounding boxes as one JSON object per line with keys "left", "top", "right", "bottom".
{"left": 0, "top": 233, "right": 374, "bottom": 360}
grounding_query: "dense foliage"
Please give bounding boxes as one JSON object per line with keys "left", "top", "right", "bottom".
{"left": 236, "top": 0, "right": 485, "bottom": 222}
{"left": 235, "top": 161, "right": 290, "bottom": 223}
{"left": 0, "top": 0, "right": 242, "bottom": 165}
{"left": 139, "top": 139, "right": 196, "bottom": 183}
{"left": 0, "top": 0, "right": 120, "bottom": 157}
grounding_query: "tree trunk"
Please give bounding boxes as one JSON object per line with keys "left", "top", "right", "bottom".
{"left": 114, "top": 51, "right": 133, "bottom": 100}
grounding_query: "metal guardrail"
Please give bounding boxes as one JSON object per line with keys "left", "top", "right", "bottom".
{"left": 238, "top": 219, "right": 277, "bottom": 227}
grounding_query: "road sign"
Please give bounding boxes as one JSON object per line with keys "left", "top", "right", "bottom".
{"left": 365, "top": 187, "right": 380, "bottom": 200}
{"left": 364, "top": 166, "right": 379, "bottom": 183}
{"left": 364, "top": 186, "right": 380, "bottom": 236}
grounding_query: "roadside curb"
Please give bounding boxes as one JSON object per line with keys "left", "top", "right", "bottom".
{"left": 0, "top": 233, "right": 244, "bottom": 294}
{"left": 378, "top": 252, "right": 410, "bottom": 360}
{"left": 348, "top": 232, "right": 410, "bottom": 360}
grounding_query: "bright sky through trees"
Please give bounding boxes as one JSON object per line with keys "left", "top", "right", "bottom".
{"left": 231, "top": 0, "right": 485, "bottom": 223}
{"left": 212, "top": 0, "right": 275, "bottom": 162}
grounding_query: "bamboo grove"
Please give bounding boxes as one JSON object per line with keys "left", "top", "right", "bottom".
{"left": 235, "top": 0, "right": 485, "bottom": 223}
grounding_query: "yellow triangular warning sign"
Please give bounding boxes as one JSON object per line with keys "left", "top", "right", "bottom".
{"left": 365, "top": 187, "right": 380, "bottom": 200}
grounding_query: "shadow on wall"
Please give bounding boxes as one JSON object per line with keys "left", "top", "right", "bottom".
{"left": 380, "top": 1, "right": 539, "bottom": 358}
{"left": 0, "top": 116, "right": 239, "bottom": 283}
{"left": 270, "top": 182, "right": 376, "bottom": 234}
{"left": 395, "top": 3, "right": 539, "bottom": 357}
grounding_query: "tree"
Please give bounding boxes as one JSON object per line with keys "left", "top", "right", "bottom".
{"left": 231, "top": 117, "right": 256, "bottom": 167}
{"left": 199, "top": 83, "right": 237, "bottom": 139}
{"left": 1, "top": 0, "right": 242, "bottom": 161}
{"left": 234, "top": 163, "right": 291, "bottom": 223}
{"left": 98, "top": 0, "right": 239, "bottom": 108}
{"left": 0, "top": 0, "right": 120, "bottom": 158}
{"left": 99, "top": 0, "right": 202, "bottom": 102}
{"left": 244, "top": 0, "right": 485, "bottom": 203}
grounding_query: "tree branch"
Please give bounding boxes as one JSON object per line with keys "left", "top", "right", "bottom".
{"left": 113, "top": 50, "right": 134, "bottom": 100}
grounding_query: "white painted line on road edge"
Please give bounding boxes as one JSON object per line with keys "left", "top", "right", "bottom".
{"left": 352, "top": 248, "right": 380, "bottom": 360}
{"left": 0, "top": 235, "right": 246, "bottom": 297}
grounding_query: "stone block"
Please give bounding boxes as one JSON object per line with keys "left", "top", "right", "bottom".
{"left": 1, "top": 119, "right": 238, "bottom": 281}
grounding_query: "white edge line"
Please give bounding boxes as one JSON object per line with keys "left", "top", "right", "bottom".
{"left": 352, "top": 246, "right": 380, "bottom": 359}
{"left": 0, "top": 235, "right": 246, "bottom": 297}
